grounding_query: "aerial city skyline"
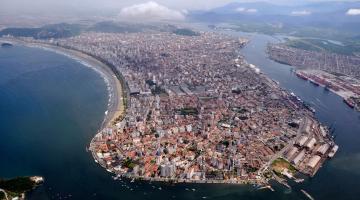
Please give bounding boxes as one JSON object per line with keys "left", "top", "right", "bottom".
{"left": 1, "top": 0, "right": 360, "bottom": 200}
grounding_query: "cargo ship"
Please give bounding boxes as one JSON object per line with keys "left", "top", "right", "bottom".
{"left": 309, "top": 79, "right": 320, "bottom": 87}
{"left": 303, "top": 102, "right": 316, "bottom": 113}
{"left": 344, "top": 98, "right": 355, "bottom": 108}
{"left": 324, "top": 85, "right": 330, "bottom": 91}
{"left": 296, "top": 72, "right": 308, "bottom": 80}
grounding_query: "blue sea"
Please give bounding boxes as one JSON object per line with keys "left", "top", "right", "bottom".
{"left": 1, "top": 39, "right": 360, "bottom": 200}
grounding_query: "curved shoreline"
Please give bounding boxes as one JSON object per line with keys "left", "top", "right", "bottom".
{"left": 5, "top": 39, "right": 262, "bottom": 186}
{"left": 1, "top": 36, "right": 334, "bottom": 188}
{"left": 0, "top": 37, "right": 294, "bottom": 187}
{"left": 0, "top": 38, "right": 127, "bottom": 178}
{"left": 0, "top": 38, "right": 125, "bottom": 130}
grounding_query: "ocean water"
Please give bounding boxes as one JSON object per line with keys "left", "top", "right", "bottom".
{"left": 1, "top": 39, "right": 360, "bottom": 200}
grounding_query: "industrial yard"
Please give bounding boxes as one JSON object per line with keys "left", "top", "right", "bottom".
{"left": 282, "top": 117, "right": 338, "bottom": 177}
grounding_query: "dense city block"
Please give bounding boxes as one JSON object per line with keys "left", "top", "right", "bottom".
{"left": 20, "top": 31, "right": 337, "bottom": 185}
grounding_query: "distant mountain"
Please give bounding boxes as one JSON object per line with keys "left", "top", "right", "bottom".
{"left": 87, "top": 21, "right": 148, "bottom": 33}
{"left": 189, "top": 1, "right": 360, "bottom": 35}
{"left": 0, "top": 21, "right": 200, "bottom": 39}
{"left": 87, "top": 21, "right": 200, "bottom": 36}
{"left": 0, "top": 28, "right": 40, "bottom": 38}
{"left": 0, "top": 23, "right": 82, "bottom": 39}
{"left": 172, "top": 28, "right": 200, "bottom": 36}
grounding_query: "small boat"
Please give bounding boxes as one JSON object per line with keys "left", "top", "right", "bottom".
{"left": 257, "top": 185, "right": 275, "bottom": 191}
{"left": 328, "top": 145, "right": 339, "bottom": 158}
{"left": 1, "top": 42, "right": 13, "bottom": 47}
{"left": 309, "top": 107, "right": 316, "bottom": 113}
{"left": 301, "top": 189, "right": 315, "bottom": 200}
{"left": 295, "top": 178, "right": 304, "bottom": 183}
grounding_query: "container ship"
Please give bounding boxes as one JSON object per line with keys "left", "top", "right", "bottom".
{"left": 344, "top": 98, "right": 355, "bottom": 108}
{"left": 296, "top": 72, "right": 308, "bottom": 80}
{"left": 324, "top": 85, "right": 331, "bottom": 91}
{"left": 309, "top": 79, "right": 320, "bottom": 87}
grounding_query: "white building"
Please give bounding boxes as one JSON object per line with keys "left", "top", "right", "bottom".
{"left": 307, "top": 155, "right": 322, "bottom": 169}
{"left": 292, "top": 149, "right": 306, "bottom": 165}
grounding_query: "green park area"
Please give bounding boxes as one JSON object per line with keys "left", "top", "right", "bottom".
{"left": 271, "top": 158, "right": 297, "bottom": 176}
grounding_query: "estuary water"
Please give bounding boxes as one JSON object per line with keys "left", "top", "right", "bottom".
{"left": 237, "top": 32, "right": 360, "bottom": 200}
{"left": 0, "top": 36, "right": 360, "bottom": 200}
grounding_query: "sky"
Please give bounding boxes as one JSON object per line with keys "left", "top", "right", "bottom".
{"left": 1, "top": 0, "right": 358, "bottom": 12}
{"left": 1, "top": 0, "right": 359, "bottom": 21}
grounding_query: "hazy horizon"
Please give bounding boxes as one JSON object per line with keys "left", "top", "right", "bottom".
{"left": 1, "top": 0, "right": 359, "bottom": 15}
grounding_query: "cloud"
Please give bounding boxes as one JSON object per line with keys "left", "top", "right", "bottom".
{"left": 235, "top": 7, "right": 246, "bottom": 12}
{"left": 346, "top": 8, "right": 360, "bottom": 16}
{"left": 291, "top": 10, "right": 312, "bottom": 16}
{"left": 181, "top": 9, "right": 189, "bottom": 15}
{"left": 235, "top": 7, "right": 258, "bottom": 13}
{"left": 119, "top": 1, "right": 186, "bottom": 21}
{"left": 246, "top": 8, "right": 258, "bottom": 13}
